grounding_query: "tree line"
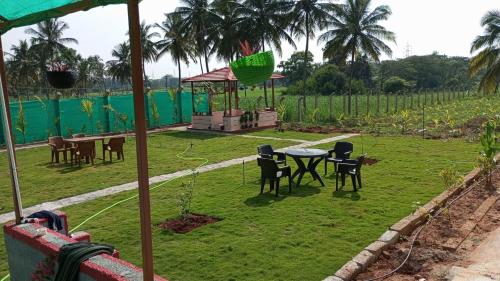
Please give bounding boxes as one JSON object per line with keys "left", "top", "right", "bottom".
{"left": 4, "top": 0, "right": 498, "bottom": 106}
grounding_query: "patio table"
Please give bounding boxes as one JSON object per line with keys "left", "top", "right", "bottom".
{"left": 286, "top": 148, "right": 328, "bottom": 188}
{"left": 64, "top": 135, "right": 125, "bottom": 162}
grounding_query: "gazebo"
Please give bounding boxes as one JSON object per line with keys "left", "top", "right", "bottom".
{"left": 0, "top": 1, "right": 157, "bottom": 280}
{"left": 182, "top": 66, "right": 284, "bottom": 132}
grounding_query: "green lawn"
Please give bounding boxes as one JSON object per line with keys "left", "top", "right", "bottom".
{"left": 0, "top": 134, "right": 479, "bottom": 280}
{"left": 0, "top": 130, "right": 297, "bottom": 213}
{"left": 245, "top": 128, "right": 340, "bottom": 141}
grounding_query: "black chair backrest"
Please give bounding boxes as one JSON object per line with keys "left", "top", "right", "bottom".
{"left": 334, "top": 142, "right": 353, "bottom": 159}
{"left": 257, "top": 145, "right": 274, "bottom": 158}
{"left": 257, "top": 157, "right": 279, "bottom": 179}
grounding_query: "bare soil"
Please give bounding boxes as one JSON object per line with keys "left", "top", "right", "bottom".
{"left": 158, "top": 213, "right": 222, "bottom": 234}
{"left": 356, "top": 169, "right": 500, "bottom": 281}
{"left": 363, "top": 158, "right": 379, "bottom": 166}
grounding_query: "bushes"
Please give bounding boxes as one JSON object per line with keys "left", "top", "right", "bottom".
{"left": 284, "top": 64, "right": 348, "bottom": 96}
{"left": 383, "top": 76, "right": 413, "bottom": 93}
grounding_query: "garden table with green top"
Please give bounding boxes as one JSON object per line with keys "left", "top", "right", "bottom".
{"left": 286, "top": 148, "right": 328, "bottom": 187}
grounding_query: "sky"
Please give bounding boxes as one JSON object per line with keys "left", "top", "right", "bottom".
{"left": 1, "top": 0, "right": 498, "bottom": 80}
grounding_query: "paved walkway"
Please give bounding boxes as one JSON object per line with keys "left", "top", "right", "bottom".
{"left": 0, "top": 134, "right": 358, "bottom": 224}
{"left": 448, "top": 226, "right": 500, "bottom": 280}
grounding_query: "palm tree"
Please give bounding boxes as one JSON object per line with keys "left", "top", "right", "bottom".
{"left": 470, "top": 10, "right": 500, "bottom": 94}
{"left": 290, "top": 0, "right": 334, "bottom": 108}
{"left": 175, "top": 0, "right": 216, "bottom": 72}
{"left": 106, "top": 42, "right": 132, "bottom": 85}
{"left": 208, "top": 0, "right": 245, "bottom": 63}
{"left": 240, "top": 0, "right": 296, "bottom": 107}
{"left": 5, "top": 40, "right": 38, "bottom": 92}
{"left": 25, "top": 19, "right": 78, "bottom": 72}
{"left": 127, "top": 21, "right": 160, "bottom": 82}
{"left": 318, "top": 0, "right": 395, "bottom": 114}
{"left": 156, "top": 13, "right": 194, "bottom": 86}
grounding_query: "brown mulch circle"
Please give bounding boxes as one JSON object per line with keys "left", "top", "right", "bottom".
{"left": 158, "top": 213, "right": 222, "bottom": 234}
{"left": 363, "top": 158, "right": 379, "bottom": 165}
{"left": 356, "top": 169, "right": 500, "bottom": 281}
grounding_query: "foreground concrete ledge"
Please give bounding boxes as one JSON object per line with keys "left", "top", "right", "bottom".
{"left": 3, "top": 212, "right": 167, "bottom": 281}
{"left": 325, "top": 154, "right": 498, "bottom": 281}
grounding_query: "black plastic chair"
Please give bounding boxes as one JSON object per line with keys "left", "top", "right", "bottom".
{"left": 336, "top": 155, "right": 365, "bottom": 192}
{"left": 257, "top": 157, "right": 291, "bottom": 196}
{"left": 324, "top": 142, "right": 353, "bottom": 175}
{"left": 257, "top": 145, "right": 286, "bottom": 165}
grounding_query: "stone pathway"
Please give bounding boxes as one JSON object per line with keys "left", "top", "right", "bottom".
{"left": 0, "top": 134, "right": 358, "bottom": 224}
{"left": 448, "top": 226, "right": 500, "bottom": 280}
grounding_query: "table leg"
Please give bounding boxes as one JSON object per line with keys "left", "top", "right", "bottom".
{"left": 102, "top": 139, "right": 105, "bottom": 162}
{"left": 291, "top": 156, "right": 307, "bottom": 188}
{"left": 309, "top": 157, "right": 326, "bottom": 186}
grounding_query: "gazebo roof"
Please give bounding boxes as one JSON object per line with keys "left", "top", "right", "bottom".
{"left": 182, "top": 66, "right": 284, "bottom": 83}
{"left": 0, "top": 0, "right": 130, "bottom": 34}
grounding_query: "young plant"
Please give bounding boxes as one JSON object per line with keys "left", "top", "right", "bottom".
{"left": 81, "top": 99, "right": 94, "bottom": 135}
{"left": 439, "top": 167, "right": 464, "bottom": 189}
{"left": 477, "top": 120, "right": 498, "bottom": 188}
{"left": 15, "top": 97, "right": 27, "bottom": 144}
{"left": 392, "top": 110, "right": 412, "bottom": 133}
{"left": 149, "top": 93, "right": 161, "bottom": 128}
{"left": 308, "top": 108, "right": 320, "bottom": 126}
{"left": 276, "top": 103, "right": 287, "bottom": 132}
{"left": 178, "top": 173, "right": 197, "bottom": 219}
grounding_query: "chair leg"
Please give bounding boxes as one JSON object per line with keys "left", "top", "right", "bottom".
{"left": 260, "top": 177, "right": 265, "bottom": 194}
{"left": 336, "top": 173, "right": 339, "bottom": 191}
{"left": 63, "top": 151, "right": 67, "bottom": 163}
{"left": 270, "top": 180, "right": 274, "bottom": 192}
{"left": 55, "top": 151, "right": 60, "bottom": 163}
{"left": 357, "top": 174, "right": 362, "bottom": 189}
{"left": 109, "top": 151, "right": 113, "bottom": 162}
{"left": 51, "top": 151, "right": 55, "bottom": 163}
{"left": 275, "top": 179, "right": 280, "bottom": 197}
{"left": 121, "top": 151, "right": 125, "bottom": 161}
{"left": 324, "top": 160, "right": 327, "bottom": 176}
{"left": 334, "top": 162, "right": 338, "bottom": 174}
{"left": 351, "top": 175, "right": 357, "bottom": 191}
{"left": 288, "top": 176, "right": 292, "bottom": 194}
{"left": 341, "top": 173, "right": 346, "bottom": 187}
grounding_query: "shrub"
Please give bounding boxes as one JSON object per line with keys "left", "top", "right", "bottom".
{"left": 383, "top": 76, "right": 413, "bottom": 93}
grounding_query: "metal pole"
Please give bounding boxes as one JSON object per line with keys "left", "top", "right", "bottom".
{"left": 0, "top": 37, "right": 22, "bottom": 224}
{"left": 0, "top": 70, "right": 23, "bottom": 224}
{"left": 127, "top": 1, "right": 154, "bottom": 280}
{"left": 271, "top": 79, "right": 275, "bottom": 110}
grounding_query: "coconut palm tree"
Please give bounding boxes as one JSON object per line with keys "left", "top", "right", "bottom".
{"left": 175, "top": 0, "right": 216, "bottom": 73}
{"left": 106, "top": 42, "right": 132, "bottom": 85}
{"left": 127, "top": 21, "right": 160, "bottom": 82}
{"left": 318, "top": 0, "right": 395, "bottom": 114}
{"left": 290, "top": 0, "right": 334, "bottom": 108}
{"left": 25, "top": 19, "right": 78, "bottom": 72}
{"left": 240, "top": 0, "right": 296, "bottom": 107}
{"left": 5, "top": 40, "right": 38, "bottom": 92}
{"left": 470, "top": 10, "right": 500, "bottom": 94}
{"left": 208, "top": 0, "right": 245, "bottom": 63}
{"left": 156, "top": 13, "right": 194, "bottom": 86}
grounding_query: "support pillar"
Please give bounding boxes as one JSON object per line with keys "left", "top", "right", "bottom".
{"left": 127, "top": 1, "right": 154, "bottom": 280}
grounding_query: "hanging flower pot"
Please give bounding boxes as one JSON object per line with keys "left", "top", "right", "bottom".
{"left": 46, "top": 62, "right": 76, "bottom": 89}
{"left": 230, "top": 51, "right": 274, "bottom": 86}
{"left": 230, "top": 41, "right": 275, "bottom": 86}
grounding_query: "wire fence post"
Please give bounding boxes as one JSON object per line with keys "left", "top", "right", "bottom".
{"left": 402, "top": 92, "right": 406, "bottom": 110}
{"left": 385, "top": 93, "right": 389, "bottom": 115}
{"left": 367, "top": 90, "right": 371, "bottom": 115}
{"left": 298, "top": 97, "right": 303, "bottom": 123}
{"left": 376, "top": 91, "right": 380, "bottom": 116}
{"left": 342, "top": 93, "right": 346, "bottom": 115}
{"left": 328, "top": 93, "right": 334, "bottom": 123}
{"left": 355, "top": 94, "right": 359, "bottom": 117}
{"left": 394, "top": 93, "right": 398, "bottom": 113}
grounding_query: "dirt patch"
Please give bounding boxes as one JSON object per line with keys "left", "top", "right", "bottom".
{"left": 285, "top": 123, "right": 360, "bottom": 134}
{"left": 356, "top": 169, "right": 500, "bottom": 281}
{"left": 158, "top": 213, "right": 222, "bottom": 234}
{"left": 363, "top": 158, "right": 379, "bottom": 165}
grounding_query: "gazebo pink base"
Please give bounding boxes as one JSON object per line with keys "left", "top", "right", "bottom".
{"left": 190, "top": 110, "right": 277, "bottom": 132}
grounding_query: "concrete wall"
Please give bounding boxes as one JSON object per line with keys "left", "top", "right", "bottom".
{"left": 3, "top": 211, "right": 167, "bottom": 281}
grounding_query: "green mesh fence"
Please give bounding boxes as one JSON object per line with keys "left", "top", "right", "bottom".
{"left": 0, "top": 90, "right": 209, "bottom": 145}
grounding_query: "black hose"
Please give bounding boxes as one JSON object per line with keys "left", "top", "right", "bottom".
{"left": 54, "top": 242, "right": 114, "bottom": 281}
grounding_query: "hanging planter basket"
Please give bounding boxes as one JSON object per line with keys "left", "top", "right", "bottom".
{"left": 230, "top": 51, "right": 274, "bottom": 86}
{"left": 46, "top": 71, "right": 76, "bottom": 89}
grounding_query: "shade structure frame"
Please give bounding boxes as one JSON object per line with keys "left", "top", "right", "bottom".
{"left": 0, "top": 0, "right": 135, "bottom": 34}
